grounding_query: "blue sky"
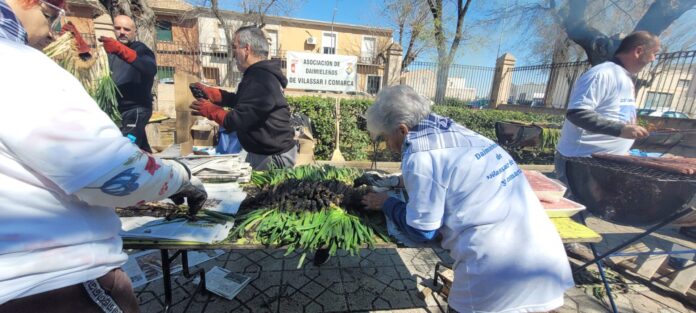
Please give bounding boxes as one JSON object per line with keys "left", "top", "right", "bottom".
{"left": 209, "top": 0, "right": 696, "bottom": 67}
{"left": 290, "top": 0, "right": 502, "bottom": 67}
{"left": 211, "top": 0, "right": 504, "bottom": 67}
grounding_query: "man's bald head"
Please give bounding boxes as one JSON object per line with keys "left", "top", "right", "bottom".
{"left": 113, "top": 15, "right": 137, "bottom": 44}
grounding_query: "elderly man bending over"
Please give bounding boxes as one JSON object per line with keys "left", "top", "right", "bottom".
{"left": 360, "top": 85, "right": 574, "bottom": 313}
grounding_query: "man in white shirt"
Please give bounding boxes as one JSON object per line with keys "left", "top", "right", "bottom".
{"left": 0, "top": 1, "right": 205, "bottom": 312}
{"left": 361, "top": 85, "right": 574, "bottom": 313}
{"left": 555, "top": 31, "right": 659, "bottom": 186}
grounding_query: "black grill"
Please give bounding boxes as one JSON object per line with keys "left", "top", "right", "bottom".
{"left": 564, "top": 156, "right": 696, "bottom": 226}
{"left": 564, "top": 156, "right": 696, "bottom": 182}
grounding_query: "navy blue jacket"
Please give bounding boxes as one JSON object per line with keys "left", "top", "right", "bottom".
{"left": 108, "top": 41, "right": 156, "bottom": 112}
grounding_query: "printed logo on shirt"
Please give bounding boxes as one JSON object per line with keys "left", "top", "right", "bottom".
{"left": 98, "top": 168, "right": 140, "bottom": 196}
{"left": 145, "top": 155, "right": 161, "bottom": 175}
{"left": 123, "top": 151, "right": 145, "bottom": 166}
{"left": 619, "top": 104, "right": 637, "bottom": 124}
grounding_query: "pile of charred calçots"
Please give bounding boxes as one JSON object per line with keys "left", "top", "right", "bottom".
{"left": 234, "top": 165, "right": 388, "bottom": 267}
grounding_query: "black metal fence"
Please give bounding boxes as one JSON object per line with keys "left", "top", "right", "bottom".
{"left": 78, "top": 32, "right": 696, "bottom": 118}
{"left": 506, "top": 51, "right": 696, "bottom": 118}
{"left": 404, "top": 61, "right": 496, "bottom": 106}
{"left": 635, "top": 50, "right": 696, "bottom": 118}
{"left": 507, "top": 61, "right": 590, "bottom": 108}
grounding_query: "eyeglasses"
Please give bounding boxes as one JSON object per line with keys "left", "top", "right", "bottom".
{"left": 40, "top": 0, "right": 65, "bottom": 37}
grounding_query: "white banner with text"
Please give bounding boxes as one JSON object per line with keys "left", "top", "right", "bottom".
{"left": 286, "top": 52, "right": 357, "bottom": 92}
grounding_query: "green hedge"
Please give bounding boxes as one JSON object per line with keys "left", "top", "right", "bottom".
{"left": 433, "top": 106, "right": 565, "bottom": 139}
{"left": 288, "top": 96, "right": 566, "bottom": 163}
{"left": 288, "top": 96, "right": 371, "bottom": 160}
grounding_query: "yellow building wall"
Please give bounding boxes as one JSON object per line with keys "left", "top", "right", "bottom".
{"left": 278, "top": 23, "right": 391, "bottom": 58}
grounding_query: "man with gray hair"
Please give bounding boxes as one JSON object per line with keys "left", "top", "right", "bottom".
{"left": 190, "top": 26, "right": 296, "bottom": 170}
{"left": 359, "top": 85, "right": 573, "bottom": 313}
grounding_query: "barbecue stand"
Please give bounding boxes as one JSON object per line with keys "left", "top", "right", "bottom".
{"left": 564, "top": 156, "right": 696, "bottom": 313}
{"left": 494, "top": 121, "right": 545, "bottom": 149}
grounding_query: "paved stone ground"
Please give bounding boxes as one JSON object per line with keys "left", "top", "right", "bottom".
{"left": 131, "top": 246, "right": 694, "bottom": 313}
{"left": 129, "top": 164, "right": 695, "bottom": 312}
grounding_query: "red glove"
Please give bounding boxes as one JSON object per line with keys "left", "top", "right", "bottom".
{"left": 194, "top": 83, "right": 223, "bottom": 105}
{"left": 190, "top": 100, "right": 227, "bottom": 125}
{"left": 98, "top": 36, "right": 137, "bottom": 63}
{"left": 61, "top": 22, "right": 91, "bottom": 56}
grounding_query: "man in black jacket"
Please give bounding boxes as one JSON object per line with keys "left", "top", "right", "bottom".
{"left": 190, "top": 26, "right": 296, "bottom": 170}
{"left": 99, "top": 15, "right": 157, "bottom": 153}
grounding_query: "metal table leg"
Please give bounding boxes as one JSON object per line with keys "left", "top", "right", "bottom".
{"left": 574, "top": 206, "right": 695, "bottom": 273}
{"left": 588, "top": 242, "right": 619, "bottom": 313}
{"left": 160, "top": 249, "right": 173, "bottom": 313}
{"left": 158, "top": 249, "right": 208, "bottom": 313}
{"left": 573, "top": 202, "right": 695, "bottom": 313}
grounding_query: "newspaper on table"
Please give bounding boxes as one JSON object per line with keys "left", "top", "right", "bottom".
{"left": 121, "top": 249, "right": 225, "bottom": 288}
{"left": 120, "top": 216, "right": 233, "bottom": 244}
{"left": 203, "top": 266, "right": 252, "bottom": 301}
{"left": 203, "top": 182, "right": 247, "bottom": 215}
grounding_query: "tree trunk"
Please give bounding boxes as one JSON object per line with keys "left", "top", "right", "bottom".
{"left": 427, "top": 0, "right": 470, "bottom": 104}
{"left": 434, "top": 57, "right": 450, "bottom": 103}
{"left": 543, "top": 36, "right": 571, "bottom": 107}
{"left": 562, "top": 0, "right": 696, "bottom": 66}
{"left": 211, "top": 0, "right": 236, "bottom": 87}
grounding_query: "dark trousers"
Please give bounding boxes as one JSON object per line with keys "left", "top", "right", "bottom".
{"left": 0, "top": 268, "right": 140, "bottom": 313}
{"left": 120, "top": 107, "right": 152, "bottom": 153}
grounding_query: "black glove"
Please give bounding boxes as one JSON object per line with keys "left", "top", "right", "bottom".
{"left": 169, "top": 161, "right": 208, "bottom": 217}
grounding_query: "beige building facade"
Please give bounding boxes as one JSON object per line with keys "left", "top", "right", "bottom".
{"left": 63, "top": 0, "right": 398, "bottom": 116}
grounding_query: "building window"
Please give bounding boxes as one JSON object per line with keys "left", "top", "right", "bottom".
{"left": 322, "top": 32, "right": 337, "bottom": 54}
{"left": 367, "top": 75, "right": 381, "bottom": 94}
{"left": 644, "top": 91, "right": 673, "bottom": 110}
{"left": 157, "top": 66, "right": 175, "bottom": 84}
{"left": 361, "top": 36, "right": 376, "bottom": 63}
{"left": 677, "top": 79, "right": 690, "bottom": 89}
{"left": 202, "top": 67, "right": 221, "bottom": 86}
{"left": 156, "top": 21, "right": 173, "bottom": 42}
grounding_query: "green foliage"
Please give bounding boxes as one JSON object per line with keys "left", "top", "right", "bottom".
{"left": 432, "top": 106, "right": 565, "bottom": 140}
{"left": 287, "top": 96, "right": 371, "bottom": 160}
{"left": 440, "top": 97, "right": 471, "bottom": 107}
{"left": 250, "top": 165, "right": 362, "bottom": 187}
{"left": 287, "top": 96, "right": 335, "bottom": 159}
{"left": 288, "top": 96, "right": 566, "bottom": 164}
{"left": 338, "top": 98, "right": 373, "bottom": 160}
{"left": 540, "top": 127, "right": 561, "bottom": 150}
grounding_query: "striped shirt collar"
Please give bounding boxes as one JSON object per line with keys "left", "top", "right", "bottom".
{"left": 0, "top": 0, "right": 28, "bottom": 44}
{"left": 402, "top": 113, "right": 479, "bottom": 154}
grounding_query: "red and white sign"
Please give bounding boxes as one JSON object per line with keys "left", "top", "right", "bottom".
{"left": 286, "top": 51, "right": 357, "bottom": 92}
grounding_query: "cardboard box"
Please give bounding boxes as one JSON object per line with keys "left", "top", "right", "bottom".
{"left": 191, "top": 121, "right": 218, "bottom": 147}
{"left": 295, "top": 153, "right": 315, "bottom": 166}
{"left": 297, "top": 138, "right": 316, "bottom": 155}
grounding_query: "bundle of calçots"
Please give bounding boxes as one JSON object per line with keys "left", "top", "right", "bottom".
{"left": 250, "top": 164, "right": 361, "bottom": 186}
{"left": 235, "top": 165, "right": 386, "bottom": 267}
{"left": 43, "top": 32, "right": 121, "bottom": 124}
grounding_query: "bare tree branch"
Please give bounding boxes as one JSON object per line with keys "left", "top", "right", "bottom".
{"left": 607, "top": 0, "right": 636, "bottom": 25}
{"left": 633, "top": 0, "right": 696, "bottom": 34}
